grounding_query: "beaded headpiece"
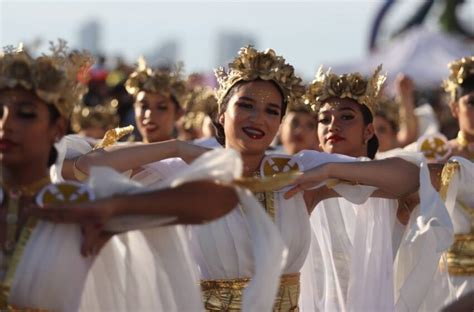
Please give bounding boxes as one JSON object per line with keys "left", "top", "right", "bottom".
{"left": 125, "top": 57, "right": 187, "bottom": 107}
{"left": 214, "top": 46, "right": 305, "bottom": 110}
{"left": 71, "top": 99, "right": 119, "bottom": 133}
{"left": 443, "top": 56, "right": 474, "bottom": 100}
{"left": 305, "top": 65, "right": 386, "bottom": 115}
{"left": 0, "top": 39, "right": 91, "bottom": 117}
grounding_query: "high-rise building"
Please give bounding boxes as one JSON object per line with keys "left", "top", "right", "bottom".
{"left": 79, "top": 20, "right": 101, "bottom": 54}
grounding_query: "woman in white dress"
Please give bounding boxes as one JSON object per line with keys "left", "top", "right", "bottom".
{"left": 420, "top": 56, "right": 474, "bottom": 310}
{"left": 291, "top": 66, "right": 452, "bottom": 312}
{"left": 0, "top": 41, "right": 240, "bottom": 311}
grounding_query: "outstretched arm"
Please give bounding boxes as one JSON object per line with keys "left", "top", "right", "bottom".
{"left": 31, "top": 180, "right": 238, "bottom": 226}
{"left": 62, "top": 140, "right": 209, "bottom": 180}
{"left": 286, "top": 157, "right": 420, "bottom": 211}
{"left": 30, "top": 180, "right": 238, "bottom": 256}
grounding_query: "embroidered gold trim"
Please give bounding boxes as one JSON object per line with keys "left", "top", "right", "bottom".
{"left": 441, "top": 233, "right": 474, "bottom": 276}
{"left": 1, "top": 218, "right": 38, "bottom": 308}
{"left": 200, "top": 273, "right": 300, "bottom": 311}
{"left": 439, "top": 161, "right": 460, "bottom": 200}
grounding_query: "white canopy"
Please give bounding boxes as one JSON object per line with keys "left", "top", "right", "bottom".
{"left": 332, "top": 27, "right": 474, "bottom": 89}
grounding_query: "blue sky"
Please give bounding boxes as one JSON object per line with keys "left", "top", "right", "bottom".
{"left": 1, "top": 0, "right": 473, "bottom": 79}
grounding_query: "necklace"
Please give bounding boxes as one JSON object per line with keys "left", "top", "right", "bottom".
{"left": 252, "top": 170, "right": 276, "bottom": 221}
{"left": 456, "top": 131, "right": 474, "bottom": 160}
{"left": 2, "top": 175, "right": 51, "bottom": 254}
{"left": 0, "top": 175, "right": 51, "bottom": 308}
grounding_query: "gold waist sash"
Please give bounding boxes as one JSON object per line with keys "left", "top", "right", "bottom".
{"left": 201, "top": 273, "right": 300, "bottom": 311}
{"left": 441, "top": 233, "right": 474, "bottom": 275}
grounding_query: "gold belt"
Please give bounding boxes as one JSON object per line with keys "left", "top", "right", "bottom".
{"left": 201, "top": 273, "right": 300, "bottom": 311}
{"left": 440, "top": 233, "right": 474, "bottom": 275}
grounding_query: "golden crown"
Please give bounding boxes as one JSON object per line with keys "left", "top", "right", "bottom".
{"left": 0, "top": 39, "right": 92, "bottom": 117}
{"left": 125, "top": 57, "right": 187, "bottom": 106}
{"left": 443, "top": 56, "right": 474, "bottom": 100}
{"left": 184, "top": 86, "right": 217, "bottom": 114}
{"left": 71, "top": 99, "right": 119, "bottom": 133}
{"left": 376, "top": 96, "right": 399, "bottom": 129}
{"left": 287, "top": 92, "right": 314, "bottom": 114}
{"left": 305, "top": 65, "right": 386, "bottom": 115}
{"left": 182, "top": 86, "right": 217, "bottom": 130}
{"left": 214, "top": 46, "right": 305, "bottom": 109}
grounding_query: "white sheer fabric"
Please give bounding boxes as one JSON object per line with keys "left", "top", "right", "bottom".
{"left": 297, "top": 150, "right": 453, "bottom": 312}
{"left": 420, "top": 157, "right": 474, "bottom": 310}
{"left": 9, "top": 136, "right": 250, "bottom": 311}
{"left": 137, "top": 150, "right": 290, "bottom": 312}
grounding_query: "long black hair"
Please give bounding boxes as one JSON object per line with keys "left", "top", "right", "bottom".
{"left": 359, "top": 104, "right": 379, "bottom": 159}
{"left": 47, "top": 104, "right": 61, "bottom": 167}
{"left": 213, "top": 79, "right": 287, "bottom": 146}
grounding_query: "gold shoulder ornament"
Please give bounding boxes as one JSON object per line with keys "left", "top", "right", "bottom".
{"left": 416, "top": 133, "right": 452, "bottom": 162}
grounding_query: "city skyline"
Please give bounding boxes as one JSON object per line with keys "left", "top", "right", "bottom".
{"left": 1, "top": 1, "right": 473, "bottom": 80}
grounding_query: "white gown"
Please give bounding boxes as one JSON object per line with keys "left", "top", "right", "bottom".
{"left": 297, "top": 150, "right": 453, "bottom": 312}
{"left": 4, "top": 135, "right": 245, "bottom": 311}
{"left": 128, "top": 151, "right": 290, "bottom": 312}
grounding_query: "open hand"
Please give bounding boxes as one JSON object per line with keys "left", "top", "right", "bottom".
{"left": 395, "top": 74, "right": 414, "bottom": 98}
{"left": 27, "top": 200, "right": 116, "bottom": 257}
{"left": 284, "top": 164, "right": 330, "bottom": 199}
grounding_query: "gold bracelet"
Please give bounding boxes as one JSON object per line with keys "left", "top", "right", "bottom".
{"left": 73, "top": 157, "right": 89, "bottom": 182}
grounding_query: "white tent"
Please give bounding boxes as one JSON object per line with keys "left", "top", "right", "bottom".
{"left": 331, "top": 27, "right": 474, "bottom": 89}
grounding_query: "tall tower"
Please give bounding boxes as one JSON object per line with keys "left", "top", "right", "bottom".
{"left": 79, "top": 19, "right": 101, "bottom": 54}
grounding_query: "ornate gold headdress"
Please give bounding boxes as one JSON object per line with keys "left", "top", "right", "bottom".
{"left": 0, "top": 39, "right": 92, "bottom": 117}
{"left": 286, "top": 92, "right": 314, "bottom": 114}
{"left": 125, "top": 57, "right": 187, "bottom": 106}
{"left": 71, "top": 99, "right": 120, "bottom": 133}
{"left": 443, "top": 56, "right": 474, "bottom": 100}
{"left": 376, "top": 96, "right": 399, "bottom": 130}
{"left": 305, "top": 65, "right": 386, "bottom": 115}
{"left": 214, "top": 46, "right": 305, "bottom": 109}
{"left": 182, "top": 86, "right": 217, "bottom": 130}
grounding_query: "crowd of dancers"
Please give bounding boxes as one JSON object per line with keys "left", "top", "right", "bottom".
{"left": 0, "top": 38, "right": 473, "bottom": 311}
